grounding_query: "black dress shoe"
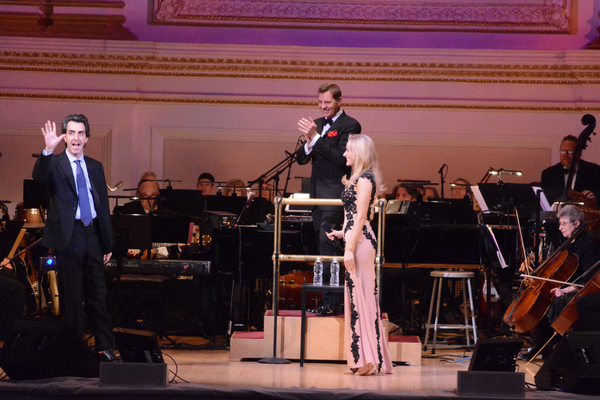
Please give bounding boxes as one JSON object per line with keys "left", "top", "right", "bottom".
{"left": 98, "top": 350, "right": 117, "bottom": 362}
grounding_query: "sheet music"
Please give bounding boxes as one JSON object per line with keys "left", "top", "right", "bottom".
{"left": 533, "top": 186, "right": 552, "bottom": 212}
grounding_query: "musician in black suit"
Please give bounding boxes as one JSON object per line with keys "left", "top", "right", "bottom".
{"left": 540, "top": 135, "right": 600, "bottom": 207}
{"left": 297, "top": 83, "right": 361, "bottom": 316}
{"left": 32, "top": 115, "right": 114, "bottom": 359}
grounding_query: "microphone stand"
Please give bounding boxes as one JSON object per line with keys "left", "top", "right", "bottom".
{"left": 438, "top": 164, "right": 447, "bottom": 199}
{"left": 248, "top": 149, "right": 297, "bottom": 199}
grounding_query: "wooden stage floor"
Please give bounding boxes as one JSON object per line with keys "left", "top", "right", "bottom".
{"left": 0, "top": 335, "right": 595, "bottom": 399}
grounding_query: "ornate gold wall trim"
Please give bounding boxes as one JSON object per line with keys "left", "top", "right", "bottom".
{"left": 2, "top": 92, "right": 599, "bottom": 112}
{"left": 2, "top": 51, "right": 600, "bottom": 84}
{"left": 153, "top": 0, "right": 575, "bottom": 33}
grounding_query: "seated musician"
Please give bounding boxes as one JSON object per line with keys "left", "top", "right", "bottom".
{"left": 520, "top": 205, "right": 600, "bottom": 360}
{"left": 196, "top": 172, "right": 217, "bottom": 196}
{"left": 450, "top": 178, "right": 472, "bottom": 200}
{"left": 0, "top": 258, "right": 25, "bottom": 341}
{"left": 423, "top": 187, "right": 440, "bottom": 201}
{"left": 392, "top": 184, "right": 419, "bottom": 201}
{"left": 540, "top": 135, "right": 600, "bottom": 208}
{"left": 223, "top": 178, "right": 247, "bottom": 197}
{"left": 119, "top": 175, "right": 179, "bottom": 259}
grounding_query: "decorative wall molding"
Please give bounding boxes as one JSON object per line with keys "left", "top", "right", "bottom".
{"left": 1, "top": 49, "right": 600, "bottom": 85}
{"left": 1, "top": 93, "right": 599, "bottom": 113}
{"left": 153, "top": 0, "right": 575, "bottom": 33}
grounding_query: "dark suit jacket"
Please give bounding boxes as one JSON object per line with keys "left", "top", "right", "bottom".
{"left": 296, "top": 111, "right": 361, "bottom": 210}
{"left": 32, "top": 151, "right": 114, "bottom": 254}
{"left": 540, "top": 159, "right": 600, "bottom": 206}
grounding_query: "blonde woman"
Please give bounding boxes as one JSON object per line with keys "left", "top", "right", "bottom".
{"left": 326, "top": 134, "right": 393, "bottom": 376}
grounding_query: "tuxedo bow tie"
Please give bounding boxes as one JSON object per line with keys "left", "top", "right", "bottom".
{"left": 564, "top": 169, "right": 569, "bottom": 175}
{"left": 323, "top": 118, "right": 333, "bottom": 126}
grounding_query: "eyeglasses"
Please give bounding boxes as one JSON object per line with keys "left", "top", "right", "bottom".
{"left": 559, "top": 221, "right": 572, "bottom": 227}
{"left": 560, "top": 150, "right": 574, "bottom": 155}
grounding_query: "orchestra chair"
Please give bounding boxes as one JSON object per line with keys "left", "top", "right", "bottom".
{"left": 423, "top": 270, "right": 477, "bottom": 354}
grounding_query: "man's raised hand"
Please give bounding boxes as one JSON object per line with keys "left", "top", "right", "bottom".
{"left": 41, "top": 120, "right": 65, "bottom": 154}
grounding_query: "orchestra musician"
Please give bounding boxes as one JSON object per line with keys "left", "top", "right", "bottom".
{"left": 540, "top": 135, "right": 600, "bottom": 208}
{"left": 197, "top": 172, "right": 216, "bottom": 195}
{"left": 450, "top": 178, "right": 472, "bottom": 199}
{"left": 118, "top": 174, "right": 179, "bottom": 260}
{"left": 519, "top": 205, "right": 600, "bottom": 360}
{"left": 32, "top": 115, "right": 115, "bottom": 361}
{"left": 297, "top": 83, "right": 361, "bottom": 316}
{"left": 392, "top": 184, "right": 418, "bottom": 201}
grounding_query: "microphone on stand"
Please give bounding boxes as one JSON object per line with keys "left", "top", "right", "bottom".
{"left": 438, "top": 163, "right": 447, "bottom": 174}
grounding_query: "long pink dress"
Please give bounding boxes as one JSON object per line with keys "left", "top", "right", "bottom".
{"left": 342, "top": 171, "right": 393, "bottom": 375}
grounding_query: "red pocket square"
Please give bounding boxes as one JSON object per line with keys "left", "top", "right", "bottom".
{"left": 327, "top": 130, "right": 338, "bottom": 137}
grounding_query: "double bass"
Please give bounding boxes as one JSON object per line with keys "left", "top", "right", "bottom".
{"left": 559, "top": 114, "right": 598, "bottom": 212}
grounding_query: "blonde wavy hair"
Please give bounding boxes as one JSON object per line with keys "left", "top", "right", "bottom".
{"left": 342, "top": 134, "right": 385, "bottom": 196}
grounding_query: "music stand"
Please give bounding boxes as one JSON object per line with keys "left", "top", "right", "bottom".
{"left": 150, "top": 214, "right": 192, "bottom": 244}
{"left": 476, "top": 183, "right": 539, "bottom": 218}
{"left": 23, "top": 179, "right": 50, "bottom": 210}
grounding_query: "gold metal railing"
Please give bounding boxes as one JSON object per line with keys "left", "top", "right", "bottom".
{"left": 264, "top": 196, "right": 386, "bottom": 361}
{"left": 271, "top": 196, "right": 387, "bottom": 294}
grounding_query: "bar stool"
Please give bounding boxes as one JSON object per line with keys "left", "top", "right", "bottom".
{"left": 423, "top": 270, "right": 477, "bottom": 353}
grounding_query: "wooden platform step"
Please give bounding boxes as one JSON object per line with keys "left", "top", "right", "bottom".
{"left": 230, "top": 310, "right": 421, "bottom": 366}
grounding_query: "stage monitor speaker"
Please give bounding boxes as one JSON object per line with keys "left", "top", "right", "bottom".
{"left": 112, "top": 327, "right": 163, "bottom": 363}
{"left": 535, "top": 331, "right": 600, "bottom": 395}
{"left": 457, "top": 371, "right": 525, "bottom": 398}
{"left": 0, "top": 318, "right": 99, "bottom": 380}
{"left": 468, "top": 338, "right": 523, "bottom": 372}
{"left": 457, "top": 338, "right": 525, "bottom": 398}
{"left": 99, "top": 362, "right": 167, "bottom": 387}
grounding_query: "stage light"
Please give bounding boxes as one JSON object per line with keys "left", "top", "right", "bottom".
{"left": 40, "top": 256, "right": 57, "bottom": 270}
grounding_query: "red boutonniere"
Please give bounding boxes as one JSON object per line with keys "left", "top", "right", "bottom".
{"left": 328, "top": 130, "right": 338, "bottom": 137}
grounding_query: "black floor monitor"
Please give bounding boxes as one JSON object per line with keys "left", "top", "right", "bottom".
{"left": 468, "top": 338, "right": 523, "bottom": 372}
{"left": 113, "top": 327, "right": 164, "bottom": 363}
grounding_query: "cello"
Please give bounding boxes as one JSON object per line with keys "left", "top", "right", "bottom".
{"left": 502, "top": 222, "right": 594, "bottom": 333}
{"left": 551, "top": 258, "right": 600, "bottom": 336}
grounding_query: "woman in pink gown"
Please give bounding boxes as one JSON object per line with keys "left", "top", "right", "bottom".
{"left": 327, "top": 134, "right": 393, "bottom": 376}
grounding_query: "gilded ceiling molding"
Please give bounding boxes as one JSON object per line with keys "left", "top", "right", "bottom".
{"left": 1, "top": 51, "right": 600, "bottom": 84}
{"left": 153, "top": 0, "right": 574, "bottom": 33}
{"left": 2, "top": 92, "right": 599, "bottom": 112}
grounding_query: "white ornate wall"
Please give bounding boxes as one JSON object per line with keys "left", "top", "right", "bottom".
{"left": 1, "top": 37, "right": 599, "bottom": 214}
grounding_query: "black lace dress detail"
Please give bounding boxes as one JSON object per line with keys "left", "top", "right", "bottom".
{"left": 341, "top": 171, "right": 377, "bottom": 250}
{"left": 345, "top": 271, "right": 360, "bottom": 363}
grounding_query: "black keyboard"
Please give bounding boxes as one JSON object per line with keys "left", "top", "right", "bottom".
{"left": 105, "top": 259, "right": 211, "bottom": 276}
